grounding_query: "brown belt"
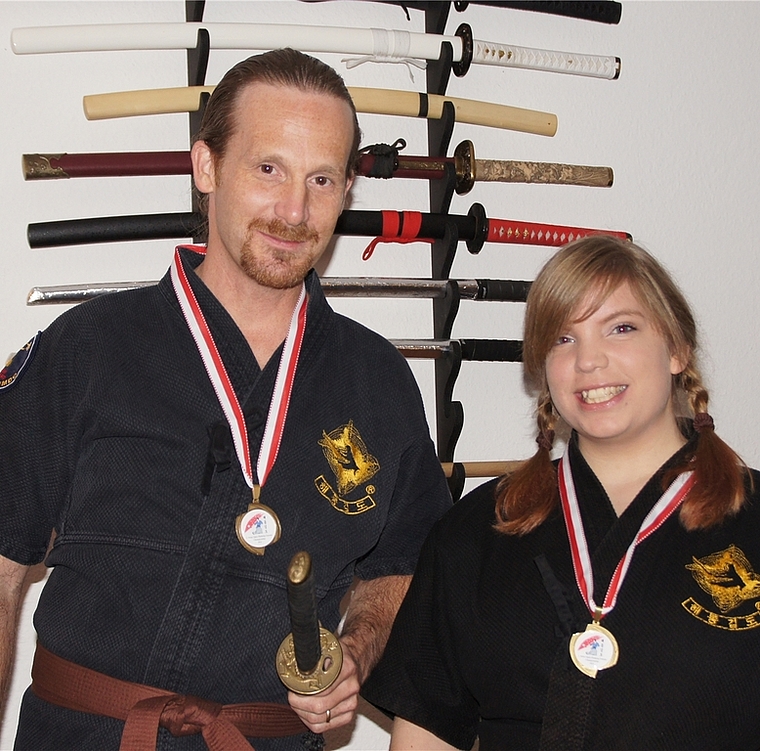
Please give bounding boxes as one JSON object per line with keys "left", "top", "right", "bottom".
{"left": 31, "top": 643, "right": 308, "bottom": 751}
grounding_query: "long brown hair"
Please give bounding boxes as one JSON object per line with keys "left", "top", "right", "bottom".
{"left": 495, "top": 235, "right": 748, "bottom": 535}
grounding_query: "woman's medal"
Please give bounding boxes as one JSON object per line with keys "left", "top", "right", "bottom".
{"left": 559, "top": 449, "right": 695, "bottom": 678}
{"left": 568, "top": 610, "right": 619, "bottom": 678}
{"left": 171, "top": 249, "right": 307, "bottom": 555}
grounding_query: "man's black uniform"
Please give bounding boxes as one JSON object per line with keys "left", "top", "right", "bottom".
{"left": 0, "top": 248, "right": 451, "bottom": 750}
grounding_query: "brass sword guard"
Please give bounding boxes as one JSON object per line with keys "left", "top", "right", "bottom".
{"left": 276, "top": 627, "right": 343, "bottom": 695}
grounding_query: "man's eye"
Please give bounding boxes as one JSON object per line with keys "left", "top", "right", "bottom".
{"left": 259, "top": 164, "right": 274, "bottom": 174}
{"left": 314, "top": 176, "right": 331, "bottom": 186}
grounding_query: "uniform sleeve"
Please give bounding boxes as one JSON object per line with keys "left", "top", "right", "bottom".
{"left": 361, "top": 514, "right": 480, "bottom": 750}
{"left": 353, "top": 433, "right": 452, "bottom": 580}
{"left": 0, "top": 320, "right": 87, "bottom": 565}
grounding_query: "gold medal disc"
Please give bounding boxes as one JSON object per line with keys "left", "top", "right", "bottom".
{"left": 235, "top": 502, "right": 281, "bottom": 555}
{"left": 569, "top": 622, "right": 619, "bottom": 678}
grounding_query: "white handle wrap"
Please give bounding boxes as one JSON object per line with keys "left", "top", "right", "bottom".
{"left": 472, "top": 40, "right": 619, "bottom": 79}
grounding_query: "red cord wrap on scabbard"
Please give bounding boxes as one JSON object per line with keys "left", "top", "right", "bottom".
{"left": 31, "top": 644, "right": 307, "bottom": 751}
{"left": 362, "top": 210, "right": 432, "bottom": 259}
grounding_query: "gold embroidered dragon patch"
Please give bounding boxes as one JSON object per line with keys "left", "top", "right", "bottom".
{"left": 314, "top": 421, "right": 379, "bottom": 515}
{"left": 682, "top": 544, "right": 760, "bottom": 630}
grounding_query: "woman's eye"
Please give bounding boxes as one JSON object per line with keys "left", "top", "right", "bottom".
{"left": 613, "top": 323, "right": 635, "bottom": 334}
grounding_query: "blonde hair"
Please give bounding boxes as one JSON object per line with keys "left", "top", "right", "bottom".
{"left": 495, "top": 235, "right": 747, "bottom": 535}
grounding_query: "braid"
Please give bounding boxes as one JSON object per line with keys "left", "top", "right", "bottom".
{"left": 495, "top": 391, "right": 560, "bottom": 535}
{"left": 669, "top": 366, "right": 748, "bottom": 529}
{"left": 677, "top": 362, "right": 708, "bottom": 417}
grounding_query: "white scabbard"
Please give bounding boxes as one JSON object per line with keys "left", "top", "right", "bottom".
{"left": 83, "top": 85, "right": 558, "bottom": 137}
{"left": 11, "top": 21, "right": 619, "bottom": 80}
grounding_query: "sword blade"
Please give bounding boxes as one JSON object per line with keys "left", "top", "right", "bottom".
{"left": 82, "top": 85, "right": 557, "bottom": 136}
{"left": 11, "top": 21, "right": 619, "bottom": 79}
{"left": 26, "top": 209, "right": 630, "bottom": 249}
{"left": 26, "top": 277, "right": 533, "bottom": 305}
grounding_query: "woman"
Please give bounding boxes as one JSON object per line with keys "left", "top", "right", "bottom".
{"left": 361, "top": 236, "right": 760, "bottom": 750}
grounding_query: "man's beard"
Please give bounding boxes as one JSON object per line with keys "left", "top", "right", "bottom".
{"left": 240, "top": 218, "right": 322, "bottom": 290}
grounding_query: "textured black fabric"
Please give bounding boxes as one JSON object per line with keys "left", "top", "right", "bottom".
{"left": 363, "top": 436, "right": 760, "bottom": 750}
{"left": 1, "top": 248, "right": 452, "bottom": 750}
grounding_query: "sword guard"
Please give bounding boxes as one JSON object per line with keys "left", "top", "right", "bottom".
{"left": 453, "top": 23, "right": 473, "bottom": 77}
{"left": 276, "top": 627, "right": 343, "bottom": 695}
{"left": 453, "top": 140, "right": 476, "bottom": 195}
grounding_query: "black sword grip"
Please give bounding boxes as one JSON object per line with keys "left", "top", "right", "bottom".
{"left": 286, "top": 552, "right": 322, "bottom": 675}
{"left": 460, "top": 339, "right": 523, "bottom": 362}
{"left": 476, "top": 279, "right": 531, "bottom": 302}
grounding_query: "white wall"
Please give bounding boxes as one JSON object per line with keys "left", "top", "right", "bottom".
{"left": 2, "top": 1, "right": 759, "bottom": 749}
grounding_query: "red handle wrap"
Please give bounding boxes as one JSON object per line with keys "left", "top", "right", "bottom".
{"left": 487, "top": 219, "right": 629, "bottom": 246}
{"left": 364, "top": 211, "right": 429, "bottom": 260}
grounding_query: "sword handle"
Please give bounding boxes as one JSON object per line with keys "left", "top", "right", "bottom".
{"left": 459, "top": 339, "right": 522, "bottom": 362}
{"left": 456, "top": 1, "right": 623, "bottom": 25}
{"left": 276, "top": 552, "right": 343, "bottom": 695}
{"left": 469, "top": 30, "right": 620, "bottom": 80}
{"left": 476, "top": 159, "right": 613, "bottom": 188}
{"left": 475, "top": 279, "right": 531, "bottom": 302}
{"left": 286, "top": 552, "right": 322, "bottom": 675}
{"left": 486, "top": 219, "right": 630, "bottom": 246}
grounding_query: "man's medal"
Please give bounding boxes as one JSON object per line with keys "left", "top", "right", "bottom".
{"left": 171, "top": 248, "right": 307, "bottom": 554}
{"left": 558, "top": 449, "right": 695, "bottom": 678}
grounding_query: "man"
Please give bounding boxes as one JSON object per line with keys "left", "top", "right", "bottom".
{"left": 0, "top": 49, "right": 451, "bottom": 750}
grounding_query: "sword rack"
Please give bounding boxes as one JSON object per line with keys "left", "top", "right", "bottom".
{"left": 13, "top": 0, "right": 621, "bottom": 502}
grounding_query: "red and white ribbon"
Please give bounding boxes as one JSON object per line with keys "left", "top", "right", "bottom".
{"left": 170, "top": 248, "right": 307, "bottom": 491}
{"left": 558, "top": 447, "right": 695, "bottom": 618}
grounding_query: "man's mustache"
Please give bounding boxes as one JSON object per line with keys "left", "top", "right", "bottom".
{"left": 248, "top": 218, "right": 320, "bottom": 244}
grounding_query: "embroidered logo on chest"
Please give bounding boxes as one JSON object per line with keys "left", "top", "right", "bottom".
{"left": 314, "top": 420, "right": 379, "bottom": 515}
{"left": 682, "top": 544, "right": 760, "bottom": 630}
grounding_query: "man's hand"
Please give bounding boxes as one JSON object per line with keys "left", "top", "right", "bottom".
{"left": 287, "top": 574, "right": 411, "bottom": 732}
{"left": 286, "top": 642, "right": 361, "bottom": 732}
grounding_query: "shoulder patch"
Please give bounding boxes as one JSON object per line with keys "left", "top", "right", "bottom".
{"left": 0, "top": 333, "right": 41, "bottom": 391}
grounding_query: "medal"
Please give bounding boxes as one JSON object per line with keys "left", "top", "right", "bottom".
{"left": 559, "top": 447, "right": 695, "bottom": 678}
{"left": 171, "top": 248, "right": 307, "bottom": 554}
{"left": 236, "top": 485, "right": 282, "bottom": 555}
{"left": 569, "top": 610, "right": 619, "bottom": 678}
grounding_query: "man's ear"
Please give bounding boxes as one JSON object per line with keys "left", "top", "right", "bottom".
{"left": 191, "top": 140, "right": 216, "bottom": 195}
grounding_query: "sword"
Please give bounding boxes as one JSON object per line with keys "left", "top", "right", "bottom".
{"left": 26, "top": 207, "right": 630, "bottom": 251}
{"left": 26, "top": 277, "right": 532, "bottom": 305}
{"left": 23, "top": 140, "right": 613, "bottom": 192}
{"left": 392, "top": 338, "right": 522, "bottom": 361}
{"left": 81, "top": 86, "right": 557, "bottom": 136}
{"left": 305, "top": 1, "right": 623, "bottom": 25}
{"left": 11, "top": 21, "right": 620, "bottom": 80}
{"left": 276, "top": 551, "right": 343, "bottom": 695}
